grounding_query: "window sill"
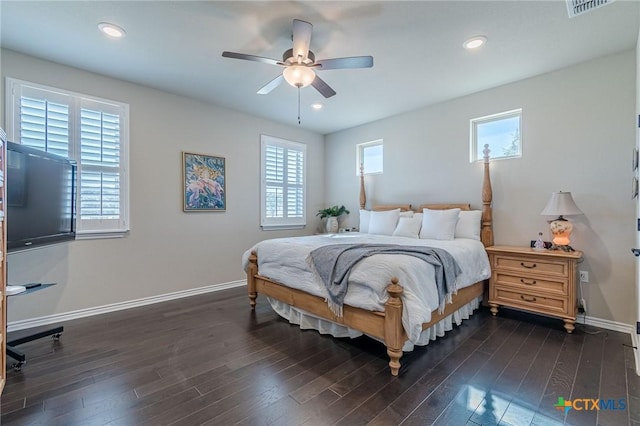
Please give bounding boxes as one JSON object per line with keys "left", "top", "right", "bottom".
{"left": 75, "top": 230, "right": 129, "bottom": 240}
{"left": 261, "top": 224, "right": 306, "bottom": 231}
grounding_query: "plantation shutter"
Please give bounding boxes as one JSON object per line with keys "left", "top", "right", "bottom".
{"left": 78, "top": 105, "right": 123, "bottom": 229}
{"left": 261, "top": 135, "right": 306, "bottom": 229}
{"left": 7, "top": 78, "right": 129, "bottom": 236}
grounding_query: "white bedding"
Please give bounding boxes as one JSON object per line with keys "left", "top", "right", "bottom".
{"left": 242, "top": 233, "right": 490, "bottom": 345}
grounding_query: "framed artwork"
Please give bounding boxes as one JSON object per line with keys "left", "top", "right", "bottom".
{"left": 183, "top": 151, "right": 226, "bottom": 211}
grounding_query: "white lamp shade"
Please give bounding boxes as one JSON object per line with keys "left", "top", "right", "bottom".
{"left": 540, "top": 191, "right": 583, "bottom": 217}
{"left": 283, "top": 65, "right": 316, "bottom": 88}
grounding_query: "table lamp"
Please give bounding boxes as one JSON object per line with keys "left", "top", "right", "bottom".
{"left": 540, "top": 191, "right": 583, "bottom": 251}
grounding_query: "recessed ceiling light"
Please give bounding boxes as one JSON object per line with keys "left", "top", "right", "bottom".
{"left": 311, "top": 103, "right": 323, "bottom": 110}
{"left": 98, "top": 22, "right": 126, "bottom": 39}
{"left": 463, "top": 36, "right": 487, "bottom": 50}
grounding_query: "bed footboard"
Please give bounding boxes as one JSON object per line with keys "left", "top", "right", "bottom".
{"left": 246, "top": 250, "right": 408, "bottom": 375}
{"left": 245, "top": 250, "right": 483, "bottom": 376}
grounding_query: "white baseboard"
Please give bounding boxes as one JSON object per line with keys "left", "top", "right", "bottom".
{"left": 632, "top": 333, "right": 640, "bottom": 377}
{"left": 576, "top": 313, "right": 635, "bottom": 334}
{"left": 7, "top": 280, "right": 247, "bottom": 333}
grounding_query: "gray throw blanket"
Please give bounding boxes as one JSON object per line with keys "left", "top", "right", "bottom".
{"left": 309, "top": 244, "right": 461, "bottom": 317}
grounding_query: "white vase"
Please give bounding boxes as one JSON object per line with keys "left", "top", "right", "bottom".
{"left": 325, "top": 216, "right": 339, "bottom": 233}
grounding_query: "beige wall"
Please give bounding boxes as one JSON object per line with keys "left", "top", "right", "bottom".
{"left": 1, "top": 48, "right": 636, "bottom": 327}
{"left": 1, "top": 49, "right": 325, "bottom": 322}
{"left": 326, "top": 50, "right": 636, "bottom": 325}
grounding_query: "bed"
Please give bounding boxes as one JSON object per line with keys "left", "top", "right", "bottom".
{"left": 243, "top": 150, "right": 493, "bottom": 376}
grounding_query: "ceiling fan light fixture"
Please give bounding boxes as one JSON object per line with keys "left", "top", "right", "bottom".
{"left": 463, "top": 35, "right": 487, "bottom": 50}
{"left": 98, "top": 22, "right": 126, "bottom": 38}
{"left": 283, "top": 65, "right": 316, "bottom": 88}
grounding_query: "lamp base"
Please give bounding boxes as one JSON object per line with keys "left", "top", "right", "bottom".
{"left": 549, "top": 217, "right": 575, "bottom": 251}
{"left": 550, "top": 244, "right": 575, "bottom": 252}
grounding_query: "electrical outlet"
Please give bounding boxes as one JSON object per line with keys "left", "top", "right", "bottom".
{"left": 579, "top": 271, "right": 589, "bottom": 283}
{"left": 579, "top": 298, "right": 587, "bottom": 313}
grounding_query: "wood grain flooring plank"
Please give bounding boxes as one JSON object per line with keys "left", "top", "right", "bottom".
{"left": 597, "top": 331, "right": 631, "bottom": 426}
{"left": 470, "top": 324, "right": 548, "bottom": 425}
{"left": 402, "top": 350, "right": 492, "bottom": 425}
{"left": 237, "top": 389, "right": 341, "bottom": 426}
{"left": 332, "top": 314, "right": 497, "bottom": 425}
{"left": 164, "top": 345, "right": 360, "bottom": 426}
{"left": 564, "top": 331, "right": 605, "bottom": 426}
{"left": 430, "top": 318, "right": 526, "bottom": 426}
{"left": 365, "top": 313, "right": 494, "bottom": 425}
{"left": 499, "top": 328, "right": 566, "bottom": 425}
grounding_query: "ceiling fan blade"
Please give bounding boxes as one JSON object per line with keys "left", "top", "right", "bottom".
{"left": 311, "top": 75, "right": 336, "bottom": 98}
{"left": 316, "top": 56, "right": 374, "bottom": 70}
{"left": 257, "top": 74, "right": 284, "bottom": 95}
{"left": 222, "top": 51, "right": 284, "bottom": 66}
{"left": 292, "top": 19, "right": 312, "bottom": 61}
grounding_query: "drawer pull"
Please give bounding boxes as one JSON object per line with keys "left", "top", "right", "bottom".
{"left": 520, "top": 262, "right": 537, "bottom": 269}
{"left": 520, "top": 295, "right": 537, "bottom": 302}
{"left": 520, "top": 279, "right": 537, "bottom": 285}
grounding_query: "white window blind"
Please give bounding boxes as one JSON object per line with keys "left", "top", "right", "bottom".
{"left": 6, "top": 77, "right": 129, "bottom": 237}
{"left": 261, "top": 135, "right": 306, "bottom": 229}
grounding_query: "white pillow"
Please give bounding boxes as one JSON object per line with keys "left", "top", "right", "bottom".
{"left": 368, "top": 209, "right": 400, "bottom": 236}
{"left": 455, "top": 210, "right": 482, "bottom": 240}
{"left": 399, "top": 210, "right": 414, "bottom": 218}
{"left": 419, "top": 208, "right": 460, "bottom": 240}
{"left": 359, "top": 209, "right": 370, "bottom": 233}
{"left": 392, "top": 215, "right": 422, "bottom": 239}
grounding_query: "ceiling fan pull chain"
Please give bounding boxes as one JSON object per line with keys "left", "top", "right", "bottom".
{"left": 297, "top": 86, "right": 301, "bottom": 125}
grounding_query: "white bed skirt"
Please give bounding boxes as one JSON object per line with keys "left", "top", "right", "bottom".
{"left": 266, "top": 295, "right": 481, "bottom": 352}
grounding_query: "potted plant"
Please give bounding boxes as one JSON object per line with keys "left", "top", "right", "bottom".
{"left": 317, "top": 205, "right": 350, "bottom": 233}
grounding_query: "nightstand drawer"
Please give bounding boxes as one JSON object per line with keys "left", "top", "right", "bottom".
{"left": 494, "top": 272, "right": 568, "bottom": 295}
{"left": 493, "top": 255, "right": 570, "bottom": 277}
{"left": 492, "top": 287, "right": 567, "bottom": 315}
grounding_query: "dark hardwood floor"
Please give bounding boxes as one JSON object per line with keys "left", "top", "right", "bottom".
{"left": 1, "top": 286, "right": 638, "bottom": 426}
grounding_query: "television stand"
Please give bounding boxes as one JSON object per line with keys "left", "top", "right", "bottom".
{"left": 6, "top": 283, "right": 63, "bottom": 371}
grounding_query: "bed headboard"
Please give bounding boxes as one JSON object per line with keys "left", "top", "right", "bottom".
{"left": 372, "top": 204, "right": 412, "bottom": 212}
{"left": 417, "top": 203, "right": 470, "bottom": 211}
{"left": 359, "top": 145, "right": 494, "bottom": 247}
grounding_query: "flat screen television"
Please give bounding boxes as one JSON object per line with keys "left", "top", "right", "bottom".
{"left": 6, "top": 141, "right": 77, "bottom": 252}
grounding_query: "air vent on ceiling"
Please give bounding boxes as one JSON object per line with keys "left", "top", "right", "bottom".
{"left": 566, "top": 0, "right": 615, "bottom": 18}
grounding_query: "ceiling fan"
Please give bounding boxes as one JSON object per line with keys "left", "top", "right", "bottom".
{"left": 222, "top": 19, "right": 374, "bottom": 99}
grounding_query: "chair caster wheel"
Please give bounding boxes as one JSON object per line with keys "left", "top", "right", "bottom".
{"left": 12, "top": 362, "right": 24, "bottom": 372}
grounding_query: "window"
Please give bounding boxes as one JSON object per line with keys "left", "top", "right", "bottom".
{"left": 356, "top": 139, "right": 383, "bottom": 175}
{"left": 470, "top": 109, "right": 521, "bottom": 162}
{"left": 6, "top": 78, "right": 129, "bottom": 237}
{"left": 260, "top": 135, "right": 306, "bottom": 229}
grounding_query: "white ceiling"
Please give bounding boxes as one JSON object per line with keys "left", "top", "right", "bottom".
{"left": 1, "top": 1, "right": 638, "bottom": 135}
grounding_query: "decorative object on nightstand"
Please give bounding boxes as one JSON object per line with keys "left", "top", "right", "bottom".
{"left": 540, "top": 191, "right": 583, "bottom": 251}
{"left": 317, "top": 205, "right": 350, "bottom": 233}
{"left": 487, "top": 245, "right": 583, "bottom": 333}
{"left": 533, "top": 232, "right": 546, "bottom": 250}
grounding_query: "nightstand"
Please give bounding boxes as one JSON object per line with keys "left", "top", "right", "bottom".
{"left": 486, "top": 245, "right": 583, "bottom": 333}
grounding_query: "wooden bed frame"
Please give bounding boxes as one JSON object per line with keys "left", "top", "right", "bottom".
{"left": 247, "top": 149, "right": 493, "bottom": 376}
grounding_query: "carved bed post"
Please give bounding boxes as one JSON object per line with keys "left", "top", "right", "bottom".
{"left": 248, "top": 251, "right": 258, "bottom": 309}
{"left": 385, "top": 277, "right": 407, "bottom": 376}
{"left": 359, "top": 163, "right": 366, "bottom": 209}
{"left": 481, "top": 144, "right": 493, "bottom": 247}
